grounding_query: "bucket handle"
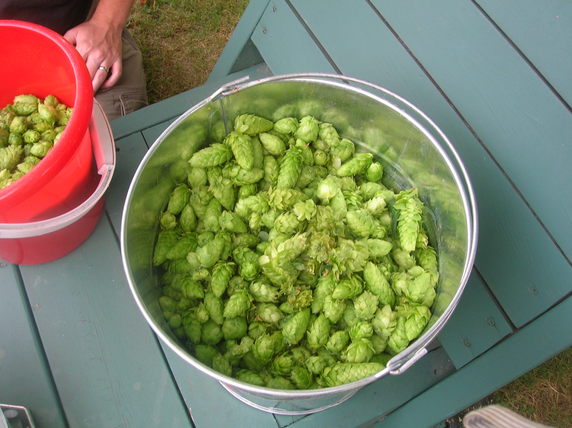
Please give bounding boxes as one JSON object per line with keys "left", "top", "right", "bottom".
{"left": 0, "top": 100, "right": 115, "bottom": 238}
{"left": 387, "top": 347, "right": 429, "bottom": 376}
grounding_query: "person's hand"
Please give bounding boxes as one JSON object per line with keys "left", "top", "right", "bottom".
{"left": 64, "top": 19, "right": 123, "bottom": 93}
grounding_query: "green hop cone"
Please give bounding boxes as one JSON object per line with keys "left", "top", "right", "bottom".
{"left": 276, "top": 145, "right": 304, "bottom": 189}
{"left": 326, "top": 330, "right": 350, "bottom": 354}
{"left": 294, "top": 115, "right": 320, "bottom": 143}
{"left": 189, "top": 143, "right": 232, "bottom": 168}
{"left": 274, "top": 117, "right": 299, "bottom": 135}
{"left": 223, "top": 289, "right": 250, "bottom": 319}
{"left": 363, "top": 262, "right": 395, "bottom": 307}
{"left": 225, "top": 131, "right": 255, "bottom": 170}
{"left": 282, "top": 308, "right": 311, "bottom": 346}
{"left": 259, "top": 132, "right": 286, "bottom": 156}
{"left": 306, "top": 314, "right": 331, "bottom": 350}
{"left": 337, "top": 153, "right": 373, "bottom": 177}
{"left": 321, "top": 362, "right": 384, "bottom": 387}
{"left": 234, "top": 114, "right": 273, "bottom": 136}
{"left": 393, "top": 188, "right": 424, "bottom": 253}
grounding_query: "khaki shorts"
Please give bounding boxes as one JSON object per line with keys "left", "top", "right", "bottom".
{"left": 95, "top": 30, "right": 148, "bottom": 121}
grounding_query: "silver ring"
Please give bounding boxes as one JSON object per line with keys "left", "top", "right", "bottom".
{"left": 98, "top": 65, "right": 110, "bottom": 73}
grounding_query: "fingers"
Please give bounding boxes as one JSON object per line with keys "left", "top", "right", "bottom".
{"left": 91, "top": 65, "right": 109, "bottom": 93}
{"left": 101, "top": 61, "right": 122, "bottom": 89}
{"left": 89, "top": 59, "right": 122, "bottom": 93}
{"left": 63, "top": 22, "right": 123, "bottom": 93}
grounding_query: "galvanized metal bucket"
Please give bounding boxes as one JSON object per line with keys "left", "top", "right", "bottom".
{"left": 121, "top": 73, "right": 478, "bottom": 415}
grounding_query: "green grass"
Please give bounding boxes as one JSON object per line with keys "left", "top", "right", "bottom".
{"left": 127, "top": 0, "right": 249, "bottom": 104}
{"left": 127, "top": 2, "right": 571, "bottom": 426}
{"left": 490, "top": 347, "right": 572, "bottom": 427}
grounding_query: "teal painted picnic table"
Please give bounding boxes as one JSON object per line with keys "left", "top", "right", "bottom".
{"left": 1, "top": 1, "right": 571, "bottom": 427}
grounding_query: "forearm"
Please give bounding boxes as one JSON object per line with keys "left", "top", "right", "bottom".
{"left": 89, "top": 0, "right": 136, "bottom": 31}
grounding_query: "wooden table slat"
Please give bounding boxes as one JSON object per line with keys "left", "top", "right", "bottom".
{"left": 437, "top": 273, "right": 513, "bottom": 369}
{"left": 475, "top": 0, "right": 572, "bottom": 106}
{"left": 0, "top": 264, "right": 67, "bottom": 428}
{"left": 208, "top": 0, "right": 270, "bottom": 82}
{"left": 251, "top": 0, "right": 337, "bottom": 74}
{"left": 18, "top": 219, "right": 192, "bottom": 428}
{"left": 372, "top": 0, "right": 572, "bottom": 258}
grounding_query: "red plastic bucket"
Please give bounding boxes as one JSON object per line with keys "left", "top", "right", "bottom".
{"left": 0, "top": 20, "right": 94, "bottom": 222}
{"left": 0, "top": 101, "right": 116, "bottom": 265}
{"left": 0, "top": 21, "right": 116, "bottom": 264}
